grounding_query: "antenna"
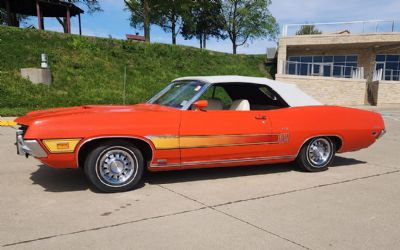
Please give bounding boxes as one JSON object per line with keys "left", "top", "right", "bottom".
{"left": 123, "top": 65, "right": 127, "bottom": 105}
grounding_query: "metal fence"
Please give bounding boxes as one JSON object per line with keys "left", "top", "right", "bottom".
{"left": 282, "top": 20, "right": 400, "bottom": 37}
{"left": 281, "top": 61, "right": 364, "bottom": 79}
{"left": 373, "top": 68, "right": 400, "bottom": 82}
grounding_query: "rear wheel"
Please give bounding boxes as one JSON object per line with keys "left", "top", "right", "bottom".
{"left": 84, "top": 141, "right": 144, "bottom": 193}
{"left": 296, "top": 137, "right": 335, "bottom": 172}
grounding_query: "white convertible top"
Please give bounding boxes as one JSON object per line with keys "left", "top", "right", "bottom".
{"left": 173, "top": 75, "right": 322, "bottom": 107}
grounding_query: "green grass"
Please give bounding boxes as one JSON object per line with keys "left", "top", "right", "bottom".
{"left": 0, "top": 26, "right": 269, "bottom": 116}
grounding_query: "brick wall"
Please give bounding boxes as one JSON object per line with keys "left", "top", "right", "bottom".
{"left": 377, "top": 81, "right": 400, "bottom": 104}
{"left": 275, "top": 74, "right": 367, "bottom": 105}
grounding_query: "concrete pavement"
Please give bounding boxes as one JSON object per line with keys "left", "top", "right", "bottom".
{"left": 0, "top": 107, "right": 399, "bottom": 249}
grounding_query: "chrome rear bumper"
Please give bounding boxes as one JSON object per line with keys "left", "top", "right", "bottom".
{"left": 377, "top": 129, "right": 386, "bottom": 139}
{"left": 16, "top": 130, "right": 47, "bottom": 158}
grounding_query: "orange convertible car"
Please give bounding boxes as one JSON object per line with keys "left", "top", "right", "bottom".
{"left": 15, "top": 76, "right": 385, "bottom": 192}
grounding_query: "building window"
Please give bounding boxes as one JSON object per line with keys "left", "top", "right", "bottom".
{"left": 376, "top": 55, "right": 400, "bottom": 81}
{"left": 287, "top": 55, "right": 358, "bottom": 78}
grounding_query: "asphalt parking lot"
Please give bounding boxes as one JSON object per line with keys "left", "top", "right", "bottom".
{"left": 1, "top": 106, "right": 400, "bottom": 250}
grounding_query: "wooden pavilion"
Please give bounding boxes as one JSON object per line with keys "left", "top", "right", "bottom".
{"left": 0, "top": 0, "right": 84, "bottom": 34}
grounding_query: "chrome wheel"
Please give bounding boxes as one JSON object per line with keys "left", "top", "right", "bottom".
{"left": 306, "top": 138, "right": 332, "bottom": 167}
{"left": 96, "top": 147, "right": 138, "bottom": 187}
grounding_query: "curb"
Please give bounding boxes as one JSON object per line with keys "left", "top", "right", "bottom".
{"left": 0, "top": 121, "right": 17, "bottom": 126}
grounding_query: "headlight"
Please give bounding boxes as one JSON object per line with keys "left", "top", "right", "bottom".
{"left": 42, "top": 139, "right": 81, "bottom": 153}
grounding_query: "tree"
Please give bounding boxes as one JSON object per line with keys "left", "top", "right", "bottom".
{"left": 0, "top": 9, "right": 29, "bottom": 27}
{"left": 56, "top": 0, "right": 102, "bottom": 33}
{"left": 221, "top": 0, "right": 278, "bottom": 54}
{"left": 125, "top": 0, "right": 160, "bottom": 42}
{"left": 295, "top": 24, "right": 322, "bottom": 35}
{"left": 181, "top": 0, "right": 226, "bottom": 49}
{"left": 0, "top": 8, "right": 9, "bottom": 25}
{"left": 72, "top": 0, "right": 102, "bottom": 13}
{"left": 155, "top": 0, "right": 192, "bottom": 45}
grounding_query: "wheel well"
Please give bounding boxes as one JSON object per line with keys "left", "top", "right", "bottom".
{"left": 77, "top": 138, "right": 153, "bottom": 168}
{"left": 297, "top": 135, "right": 343, "bottom": 157}
{"left": 329, "top": 136, "right": 342, "bottom": 152}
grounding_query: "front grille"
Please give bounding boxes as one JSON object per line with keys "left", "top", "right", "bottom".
{"left": 18, "top": 125, "right": 29, "bottom": 138}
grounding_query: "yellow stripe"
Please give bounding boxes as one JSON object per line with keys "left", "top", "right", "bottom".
{"left": 0, "top": 121, "right": 17, "bottom": 126}
{"left": 147, "top": 134, "right": 288, "bottom": 150}
{"left": 42, "top": 139, "right": 81, "bottom": 153}
{"left": 146, "top": 136, "right": 180, "bottom": 150}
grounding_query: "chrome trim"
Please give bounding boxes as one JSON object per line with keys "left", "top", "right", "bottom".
{"left": 150, "top": 155, "right": 296, "bottom": 168}
{"left": 25, "top": 140, "right": 48, "bottom": 158}
{"left": 145, "top": 135, "right": 178, "bottom": 139}
{"left": 76, "top": 136, "right": 155, "bottom": 168}
{"left": 151, "top": 163, "right": 181, "bottom": 168}
{"left": 147, "top": 80, "right": 212, "bottom": 110}
{"left": 278, "top": 133, "right": 290, "bottom": 143}
{"left": 147, "top": 82, "right": 175, "bottom": 104}
{"left": 377, "top": 129, "right": 386, "bottom": 139}
{"left": 183, "top": 155, "right": 296, "bottom": 166}
{"left": 16, "top": 130, "right": 47, "bottom": 158}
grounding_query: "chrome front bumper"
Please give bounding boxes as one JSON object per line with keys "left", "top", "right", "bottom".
{"left": 16, "top": 130, "right": 47, "bottom": 158}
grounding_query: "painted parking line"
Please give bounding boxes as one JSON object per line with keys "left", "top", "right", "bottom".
{"left": 381, "top": 111, "right": 400, "bottom": 114}
{"left": 382, "top": 117, "right": 400, "bottom": 122}
{"left": 380, "top": 116, "right": 399, "bottom": 122}
{"left": 381, "top": 111, "right": 400, "bottom": 115}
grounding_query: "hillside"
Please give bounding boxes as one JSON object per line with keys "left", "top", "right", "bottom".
{"left": 0, "top": 26, "right": 268, "bottom": 116}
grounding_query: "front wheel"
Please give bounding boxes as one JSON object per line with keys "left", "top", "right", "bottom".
{"left": 296, "top": 137, "right": 335, "bottom": 172}
{"left": 84, "top": 141, "right": 144, "bottom": 193}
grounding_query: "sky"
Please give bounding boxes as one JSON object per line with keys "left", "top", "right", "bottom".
{"left": 23, "top": 0, "right": 400, "bottom": 54}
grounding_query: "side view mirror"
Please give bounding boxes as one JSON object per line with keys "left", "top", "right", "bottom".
{"left": 193, "top": 100, "right": 208, "bottom": 111}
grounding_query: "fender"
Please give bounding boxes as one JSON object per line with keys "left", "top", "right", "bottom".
{"left": 75, "top": 135, "right": 156, "bottom": 168}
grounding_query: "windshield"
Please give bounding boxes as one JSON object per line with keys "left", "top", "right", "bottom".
{"left": 149, "top": 81, "right": 206, "bottom": 109}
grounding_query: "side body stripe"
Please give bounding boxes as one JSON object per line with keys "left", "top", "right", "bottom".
{"left": 146, "top": 133, "right": 289, "bottom": 150}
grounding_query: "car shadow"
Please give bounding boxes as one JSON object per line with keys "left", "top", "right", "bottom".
{"left": 145, "top": 162, "right": 294, "bottom": 185}
{"left": 30, "top": 156, "right": 366, "bottom": 192}
{"left": 30, "top": 165, "right": 91, "bottom": 192}
{"left": 145, "top": 156, "right": 366, "bottom": 185}
{"left": 30, "top": 165, "right": 146, "bottom": 193}
{"left": 331, "top": 156, "right": 367, "bottom": 167}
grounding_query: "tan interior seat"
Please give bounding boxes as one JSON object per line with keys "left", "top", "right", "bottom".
{"left": 206, "top": 98, "right": 223, "bottom": 110}
{"left": 230, "top": 99, "right": 250, "bottom": 111}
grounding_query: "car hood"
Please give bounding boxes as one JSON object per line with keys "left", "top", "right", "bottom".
{"left": 15, "top": 104, "right": 175, "bottom": 126}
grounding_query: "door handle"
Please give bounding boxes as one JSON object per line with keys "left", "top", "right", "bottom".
{"left": 255, "top": 115, "right": 267, "bottom": 120}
